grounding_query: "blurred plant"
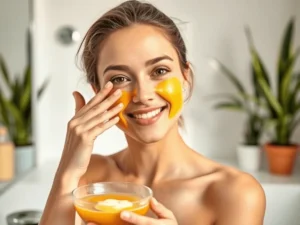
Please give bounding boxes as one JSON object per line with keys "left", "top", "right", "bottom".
{"left": 0, "top": 55, "right": 49, "bottom": 146}
{"left": 209, "top": 58, "right": 266, "bottom": 146}
{"left": 247, "top": 17, "right": 300, "bottom": 146}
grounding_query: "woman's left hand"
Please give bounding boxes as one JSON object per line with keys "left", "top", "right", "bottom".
{"left": 120, "top": 198, "right": 178, "bottom": 225}
{"left": 87, "top": 198, "right": 178, "bottom": 225}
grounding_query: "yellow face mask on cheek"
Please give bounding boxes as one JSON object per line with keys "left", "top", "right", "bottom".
{"left": 112, "top": 77, "right": 184, "bottom": 128}
{"left": 155, "top": 77, "right": 184, "bottom": 119}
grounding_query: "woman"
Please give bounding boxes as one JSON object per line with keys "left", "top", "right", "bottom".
{"left": 39, "top": 1, "right": 266, "bottom": 224}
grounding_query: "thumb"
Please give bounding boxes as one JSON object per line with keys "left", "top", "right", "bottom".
{"left": 73, "top": 91, "right": 86, "bottom": 114}
{"left": 150, "top": 198, "right": 175, "bottom": 220}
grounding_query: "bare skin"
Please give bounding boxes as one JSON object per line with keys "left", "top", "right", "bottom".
{"left": 39, "top": 24, "right": 266, "bottom": 225}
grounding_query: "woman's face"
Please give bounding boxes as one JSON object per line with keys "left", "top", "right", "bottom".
{"left": 96, "top": 24, "right": 188, "bottom": 143}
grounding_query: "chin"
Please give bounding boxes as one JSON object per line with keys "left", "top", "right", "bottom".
{"left": 131, "top": 129, "right": 167, "bottom": 144}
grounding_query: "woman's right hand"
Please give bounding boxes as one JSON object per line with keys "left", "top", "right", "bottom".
{"left": 56, "top": 81, "right": 123, "bottom": 184}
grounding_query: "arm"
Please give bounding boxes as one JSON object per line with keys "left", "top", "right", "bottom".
{"left": 39, "top": 83, "right": 122, "bottom": 225}
{"left": 39, "top": 173, "right": 81, "bottom": 225}
{"left": 39, "top": 154, "right": 111, "bottom": 225}
{"left": 215, "top": 173, "right": 266, "bottom": 225}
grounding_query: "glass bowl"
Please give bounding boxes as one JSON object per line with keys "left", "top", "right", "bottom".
{"left": 72, "top": 182, "right": 153, "bottom": 225}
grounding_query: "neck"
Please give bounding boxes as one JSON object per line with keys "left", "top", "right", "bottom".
{"left": 123, "top": 124, "right": 191, "bottom": 185}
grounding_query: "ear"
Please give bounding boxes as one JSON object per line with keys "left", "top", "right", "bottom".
{"left": 182, "top": 62, "right": 192, "bottom": 102}
{"left": 91, "top": 84, "right": 99, "bottom": 94}
{"left": 182, "top": 62, "right": 192, "bottom": 89}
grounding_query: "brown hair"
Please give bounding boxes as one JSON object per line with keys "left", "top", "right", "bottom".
{"left": 77, "top": 0, "right": 193, "bottom": 127}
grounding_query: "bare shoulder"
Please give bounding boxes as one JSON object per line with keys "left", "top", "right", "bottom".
{"left": 207, "top": 164, "right": 266, "bottom": 225}
{"left": 80, "top": 152, "right": 122, "bottom": 185}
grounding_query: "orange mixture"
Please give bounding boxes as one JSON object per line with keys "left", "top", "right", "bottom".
{"left": 75, "top": 193, "right": 150, "bottom": 225}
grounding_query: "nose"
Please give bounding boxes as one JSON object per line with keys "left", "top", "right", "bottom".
{"left": 132, "top": 81, "right": 155, "bottom": 104}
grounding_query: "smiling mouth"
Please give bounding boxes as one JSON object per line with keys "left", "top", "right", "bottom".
{"left": 127, "top": 106, "right": 167, "bottom": 119}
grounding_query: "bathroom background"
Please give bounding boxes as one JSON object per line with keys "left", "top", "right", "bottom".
{"left": 0, "top": 0, "right": 300, "bottom": 224}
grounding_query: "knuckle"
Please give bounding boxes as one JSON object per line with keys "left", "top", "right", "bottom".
{"left": 74, "top": 126, "right": 82, "bottom": 136}
{"left": 68, "top": 120, "right": 76, "bottom": 129}
{"left": 96, "top": 123, "right": 105, "bottom": 129}
{"left": 98, "top": 113, "right": 107, "bottom": 122}
{"left": 91, "top": 105, "right": 98, "bottom": 112}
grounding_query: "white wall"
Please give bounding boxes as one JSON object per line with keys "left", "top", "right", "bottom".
{"left": 33, "top": 0, "right": 299, "bottom": 164}
{"left": 0, "top": 0, "right": 29, "bottom": 92}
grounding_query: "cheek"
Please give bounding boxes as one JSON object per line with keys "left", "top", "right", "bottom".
{"left": 155, "top": 77, "right": 183, "bottom": 118}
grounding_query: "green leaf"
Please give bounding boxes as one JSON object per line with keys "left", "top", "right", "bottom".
{"left": 0, "top": 55, "right": 11, "bottom": 89}
{"left": 290, "top": 116, "right": 300, "bottom": 136}
{"left": 12, "top": 76, "right": 22, "bottom": 108}
{"left": 288, "top": 82, "right": 300, "bottom": 113}
{"left": 0, "top": 92, "right": 10, "bottom": 128}
{"left": 37, "top": 77, "right": 50, "bottom": 100}
{"left": 19, "top": 65, "right": 32, "bottom": 113}
{"left": 2, "top": 98, "right": 25, "bottom": 135}
{"left": 278, "top": 17, "right": 294, "bottom": 87}
{"left": 214, "top": 102, "right": 244, "bottom": 111}
{"left": 245, "top": 27, "right": 271, "bottom": 86}
{"left": 237, "top": 92, "right": 269, "bottom": 112}
{"left": 23, "top": 65, "right": 31, "bottom": 93}
{"left": 280, "top": 48, "right": 300, "bottom": 111}
{"left": 210, "top": 58, "right": 246, "bottom": 95}
{"left": 20, "top": 79, "right": 31, "bottom": 113}
{"left": 250, "top": 48, "right": 283, "bottom": 116}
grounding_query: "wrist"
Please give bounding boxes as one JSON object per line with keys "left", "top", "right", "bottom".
{"left": 52, "top": 169, "right": 79, "bottom": 195}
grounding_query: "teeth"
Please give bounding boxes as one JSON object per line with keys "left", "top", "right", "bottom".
{"left": 133, "top": 108, "right": 162, "bottom": 119}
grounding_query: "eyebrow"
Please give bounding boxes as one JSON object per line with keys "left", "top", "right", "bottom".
{"left": 103, "top": 55, "right": 173, "bottom": 75}
{"left": 145, "top": 55, "right": 173, "bottom": 66}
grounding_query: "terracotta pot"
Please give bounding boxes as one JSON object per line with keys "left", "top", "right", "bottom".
{"left": 264, "top": 143, "right": 298, "bottom": 175}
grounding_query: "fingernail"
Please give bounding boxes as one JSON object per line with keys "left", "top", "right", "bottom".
{"left": 114, "top": 89, "right": 121, "bottom": 95}
{"left": 118, "top": 103, "right": 124, "bottom": 108}
{"left": 152, "top": 197, "right": 158, "bottom": 205}
{"left": 105, "top": 81, "right": 112, "bottom": 88}
{"left": 121, "top": 211, "right": 131, "bottom": 219}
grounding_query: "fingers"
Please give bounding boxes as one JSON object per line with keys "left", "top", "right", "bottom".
{"left": 150, "top": 198, "right": 175, "bottom": 220}
{"left": 79, "top": 88, "right": 122, "bottom": 124}
{"left": 78, "top": 102, "right": 123, "bottom": 133}
{"left": 120, "top": 210, "right": 158, "bottom": 225}
{"left": 75, "top": 81, "right": 114, "bottom": 117}
{"left": 73, "top": 91, "right": 86, "bottom": 114}
{"left": 89, "top": 116, "right": 120, "bottom": 139}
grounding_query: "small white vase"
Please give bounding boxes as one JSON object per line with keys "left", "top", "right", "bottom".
{"left": 15, "top": 145, "right": 35, "bottom": 175}
{"left": 237, "top": 145, "right": 261, "bottom": 172}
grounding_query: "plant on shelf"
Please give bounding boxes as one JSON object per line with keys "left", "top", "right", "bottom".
{"left": 246, "top": 17, "right": 300, "bottom": 175}
{"left": 209, "top": 58, "right": 266, "bottom": 172}
{"left": 0, "top": 55, "right": 48, "bottom": 146}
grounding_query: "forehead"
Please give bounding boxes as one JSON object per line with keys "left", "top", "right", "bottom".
{"left": 97, "top": 24, "right": 178, "bottom": 72}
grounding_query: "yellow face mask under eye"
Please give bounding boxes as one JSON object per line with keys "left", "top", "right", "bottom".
{"left": 112, "top": 77, "right": 184, "bottom": 128}
{"left": 111, "top": 90, "right": 133, "bottom": 128}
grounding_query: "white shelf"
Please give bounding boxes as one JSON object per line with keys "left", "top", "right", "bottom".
{"left": 213, "top": 157, "right": 300, "bottom": 185}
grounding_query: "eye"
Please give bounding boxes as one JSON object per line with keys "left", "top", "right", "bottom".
{"left": 110, "top": 76, "right": 130, "bottom": 84}
{"left": 153, "top": 67, "right": 169, "bottom": 77}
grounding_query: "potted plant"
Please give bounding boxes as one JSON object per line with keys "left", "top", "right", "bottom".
{"left": 246, "top": 17, "right": 300, "bottom": 175}
{"left": 209, "top": 58, "right": 266, "bottom": 172}
{"left": 0, "top": 55, "right": 48, "bottom": 174}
